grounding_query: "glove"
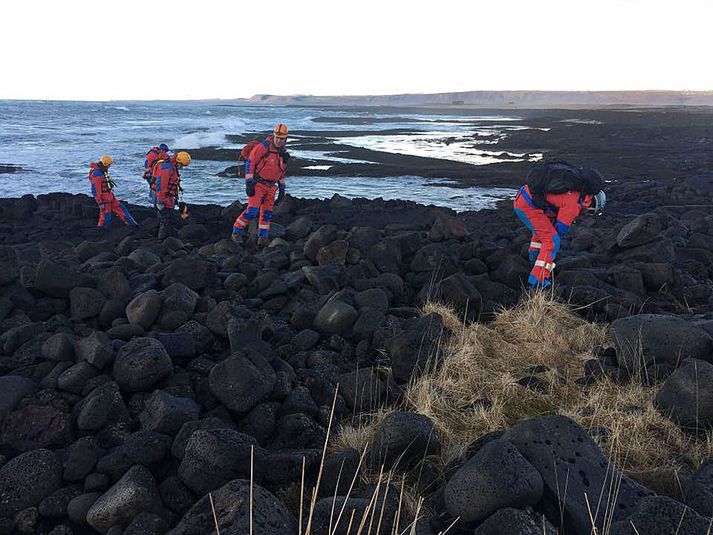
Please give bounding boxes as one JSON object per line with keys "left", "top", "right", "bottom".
{"left": 277, "top": 185, "right": 285, "bottom": 204}
{"left": 282, "top": 151, "right": 291, "bottom": 164}
{"left": 246, "top": 180, "right": 256, "bottom": 197}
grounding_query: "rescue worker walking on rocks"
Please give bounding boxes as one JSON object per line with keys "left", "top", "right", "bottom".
{"left": 150, "top": 151, "right": 191, "bottom": 239}
{"left": 143, "top": 143, "right": 170, "bottom": 185}
{"left": 514, "top": 160, "right": 606, "bottom": 288}
{"left": 232, "top": 123, "right": 290, "bottom": 246}
{"left": 88, "top": 155, "right": 138, "bottom": 228}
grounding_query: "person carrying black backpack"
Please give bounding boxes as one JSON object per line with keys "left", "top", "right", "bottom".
{"left": 513, "top": 160, "right": 606, "bottom": 288}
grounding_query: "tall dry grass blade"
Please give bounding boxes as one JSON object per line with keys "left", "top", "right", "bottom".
{"left": 374, "top": 472, "right": 393, "bottom": 535}
{"left": 356, "top": 465, "right": 384, "bottom": 535}
{"left": 346, "top": 509, "right": 357, "bottom": 535}
{"left": 584, "top": 492, "right": 599, "bottom": 535}
{"left": 391, "top": 478, "right": 406, "bottom": 535}
{"left": 407, "top": 498, "right": 424, "bottom": 535}
{"left": 249, "top": 445, "right": 254, "bottom": 535}
{"left": 328, "top": 459, "right": 347, "bottom": 535}
{"left": 436, "top": 516, "right": 460, "bottom": 535}
{"left": 305, "top": 385, "right": 340, "bottom": 535}
{"left": 675, "top": 507, "right": 688, "bottom": 535}
{"left": 208, "top": 492, "right": 220, "bottom": 535}
{"left": 330, "top": 445, "right": 369, "bottom": 535}
{"left": 299, "top": 456, "right": 306, "bottom": 535}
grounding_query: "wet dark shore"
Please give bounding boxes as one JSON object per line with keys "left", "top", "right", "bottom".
{"left": 185, "top": 106, "right": 713, "bottom": 189}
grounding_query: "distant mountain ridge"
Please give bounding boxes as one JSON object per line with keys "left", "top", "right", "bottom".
{"left": 230, "top": 90, "right": 713, "bottom": 107}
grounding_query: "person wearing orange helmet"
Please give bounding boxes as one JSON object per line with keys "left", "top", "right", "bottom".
{"left": 150, "top": 150, "right": 191, "bottom": 239}
{"left": 88, "top": 155, "right": 137, "bottom": 228}
{"left": 231, "top": 123, "right": 290, "bottom": 246}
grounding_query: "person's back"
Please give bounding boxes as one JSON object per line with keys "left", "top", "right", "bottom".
{"left": 144, "top": 144, "right": 170, "bottom": 179}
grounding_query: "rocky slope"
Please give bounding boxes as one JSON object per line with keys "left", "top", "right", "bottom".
{"left": 1, "top": 181, "right": 713, "bottom": 534}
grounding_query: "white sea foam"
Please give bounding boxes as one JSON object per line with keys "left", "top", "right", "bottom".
{"left": 173, "top": 131, "right": 228, "bottom": 148}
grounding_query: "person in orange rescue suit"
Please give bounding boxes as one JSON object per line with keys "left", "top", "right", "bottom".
{"left": 88, "top": 155, "right": 138, "bottom": 228}
{"left": 150, "top": 151, "right": 191, "bottom": 239}
{"left": 143, "top": 143, "right": 170, "bottom": 182}
{"left": 231, "top": 123, "right": 290, "bottom": 247}
{"left": 513, "top": 163, "right": 606, "bottom": 288}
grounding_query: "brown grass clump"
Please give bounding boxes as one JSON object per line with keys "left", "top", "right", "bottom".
{"left": 336, "top": 291, "right": 713, "bottom": 498}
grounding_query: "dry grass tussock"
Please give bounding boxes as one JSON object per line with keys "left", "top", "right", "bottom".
{"left": 336, "top": 291, "right": 713, "bottom": 497}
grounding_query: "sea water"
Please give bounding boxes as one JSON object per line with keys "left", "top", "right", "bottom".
{"left": 0, "top": 100, "right": 533, "bottom": 212}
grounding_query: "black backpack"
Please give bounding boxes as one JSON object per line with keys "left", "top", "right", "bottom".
{"left": 526, "top": 160, "right": 604, "bottom": 209}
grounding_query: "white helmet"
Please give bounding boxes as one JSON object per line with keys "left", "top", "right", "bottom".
{"left": 590, "top": 190, "right": 606, "bottom": 215}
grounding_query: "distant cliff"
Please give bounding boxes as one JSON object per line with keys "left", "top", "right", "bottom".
{"left": 226, "top": 90, "right": 713, "bottom": 107}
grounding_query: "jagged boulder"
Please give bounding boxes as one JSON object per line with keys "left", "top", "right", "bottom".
{"left": 313, "top": 300, "right": 358, "bottom": 335}
{"left": 386, "top": 313, "right": 444, "bottom": 383}
{"left": 113, "top": 337, "right": 173, "bottom": 392}
{"left": 474, "top": 508, "right": 557, "bottom": 535}
{"left": 617, "top": 212, "right": 665, "bottom": 248}
{"left": 0, "top": 246, "right": 19, "bottom": 286}
{"left": 69, "top": 287, "right": 106, "bottom": 320}
{"left": 34, "top": 259, "right": 93, "bottom": 297}
{"left": 86, "top": 465, "right": 164, "bottom": 534}
{"left": 368, "top": 412, "right": 440, "bottom": 470}
{"left": 126, "top": 290, "right": 163, "bottom": 330}
{"left": 503, "top": 415, "right": 652, "bottom": 534}
{"left": 444, "top": 439, "right": 543, "bottom": 523}
{"left": 609, "top": 496, "right": 712, "bottom": 534}
{"left": 0, "top": 376, "right": 37, "bottom": 414}
{"left": 75, "top": 381, "right": 130, "bottom": 431}
{"left": 611, "top": 314, "right": 713, "bottom": 374}
{"left": 177, "top": 428, "right": 265, "bottom": 494}
{"left": 209, "top": 349, "right": 276, "bottom": 414}
{"left": 139, "top": 390, "right": 200, "bottom": 436}
{"left": 95, "top": 431, "right": 172, "bottom": 481}
{"left": 685, "top": 458, "right": 713, "bottom": 517}
{"left": 0, "top": 449, "right": 63, "bottom": 517}
{"left": 168, "top": 479, "right": 296, "bottom": 535}
{"left": 655, "top": 359, "right": 713, "bottom": 427}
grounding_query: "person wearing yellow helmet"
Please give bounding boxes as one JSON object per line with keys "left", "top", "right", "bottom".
{"left": 88, "top": 155, "right": 138, "bottom": 228}
{"left": 150, "top": 150, "right": 191, "bottom": 239}
{"left": 232, "top": 124, "right": 290, "bottom": 246}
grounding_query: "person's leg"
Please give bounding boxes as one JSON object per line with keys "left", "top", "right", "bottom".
{"left": 514, "top": 207, "right": 539, "bottom": 265}
{"left": 232, "top": 190, "right": 262, "bottom": 237}
{"left": 528, "top": 213, "right": 559, "bottom": 288}
{"left": 110, "top": 198, "right": 137, "bottom": 225}
{"left": 157, "top": 202, "right": 171, "bottom": 240}
{"left": 98, "top": 202, "right": 112, "bottom": 228}
{"left": 258, "top": 185, "right": 276, "bottom": 239}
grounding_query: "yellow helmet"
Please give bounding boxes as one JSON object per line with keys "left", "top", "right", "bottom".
{"left": 99, "top": 155, "right": 113, "bottom": 167}
{"left": 273, "top": 123, "right": 289, "bottom": 139}
{"left": 176, "top": 151, "right": 191, "bottom": 166}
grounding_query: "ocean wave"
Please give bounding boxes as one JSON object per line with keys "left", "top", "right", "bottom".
{"left": 174, "top": 131, "right": 228, "bottom": 149}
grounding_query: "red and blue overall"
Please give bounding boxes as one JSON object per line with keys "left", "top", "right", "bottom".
{"left": 150, "top": 157, "right": 181, "bottom": 210}
{"left": 88, "top": 162, "right": 137, "bottom": 228}
{"left": 513, "top": 184, "right": 592, "bottom": 288}
{"left": 233, "top": 136, "right": 287, "bottom": 238}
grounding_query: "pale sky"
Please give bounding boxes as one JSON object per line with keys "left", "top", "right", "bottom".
{"left": 1, "top": 0, "right": 711, "bottom": 100}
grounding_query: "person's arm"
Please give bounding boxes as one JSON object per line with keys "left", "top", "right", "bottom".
{"left": 245, "top": 143, "right": 267, "bottom": 180}
{"left": 549, "top": 191, "right": 584, "bottom": 236}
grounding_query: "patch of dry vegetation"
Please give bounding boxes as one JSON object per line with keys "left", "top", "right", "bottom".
{"left": 335, "top": 291, "right": 713, "bottom": 497}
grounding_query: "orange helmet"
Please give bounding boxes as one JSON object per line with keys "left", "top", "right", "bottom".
{"left": 273, "top": 123, "right": 289, "bottom": 139}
